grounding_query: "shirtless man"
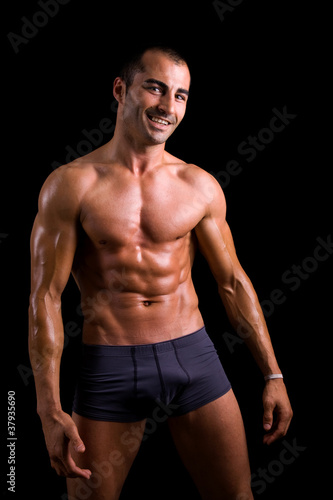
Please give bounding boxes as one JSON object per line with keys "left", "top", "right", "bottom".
{"left": 29, "top": 46, "right": 293, "bottom": 500}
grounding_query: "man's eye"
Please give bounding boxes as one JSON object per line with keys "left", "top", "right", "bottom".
{"left": 149, "top": 86, "right": 162, "bottom": 93}
{"left": 176, "top": 94, "right": 185, "bottom": 101}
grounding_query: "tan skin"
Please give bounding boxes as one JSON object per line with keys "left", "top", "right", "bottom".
{"left": 29, "top": 50, "right": 292, "bottom": 499}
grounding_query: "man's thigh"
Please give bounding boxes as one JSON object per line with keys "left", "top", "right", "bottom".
{"left": 168, "top": 389, "right": 254, "bottom": 500}
{"left": 67, "top": 413, "right": 146, "bottom": 500}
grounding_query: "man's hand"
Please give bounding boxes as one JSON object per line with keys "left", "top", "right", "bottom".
{"left": 262, "top": 380, "right": 293, "bottom": 445}
{"left": 40, "top": 410, "right": 92, "bottom": 479}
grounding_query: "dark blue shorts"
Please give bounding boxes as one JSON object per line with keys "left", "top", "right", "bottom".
{"left": 73, "top": 326, "right": 231, "bottom": 422}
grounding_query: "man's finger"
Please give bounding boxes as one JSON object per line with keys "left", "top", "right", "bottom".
{"left": 64, "top": 422, "right": 86, "bottom": 453}
{"left": 263, "top": 426, "right": 284, "bottom": 445}
{"left": 52, "top": 420, "right": 92, "bottom": 478}
{"left": 263, "top": 402, "right": 274, "bottom": 431}
{"left": 65, "top": 462, "right": 92, "bottom": 479}
{"left": 263, "top": 410, "right": 291, "bottom": 445}
{"left": 64, "top": 448, "right": 92, "bottom": 479}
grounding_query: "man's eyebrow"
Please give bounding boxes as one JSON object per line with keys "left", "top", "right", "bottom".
{"left": 144, "top": 78, "right": 168, "bottom": 89}
{"left": 143, "top": 78, "right": 189, "bottom": 96}
{"left": 177, "top": 87, "right": 190, "bottom": 97}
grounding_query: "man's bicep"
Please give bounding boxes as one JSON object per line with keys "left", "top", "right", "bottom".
{"left": 195, "top": 175, "right": 245, "bottom": 285}
{"left": 30, "top": 175, "right": 80, "bottom": 299}
{"left": 30, "top": 214, "right": 78, "bottom": 298}
{"left": 194, "top": 204, "right": 244, "bottom": 294}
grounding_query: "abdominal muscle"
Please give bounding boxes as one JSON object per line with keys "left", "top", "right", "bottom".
{"left": 73, "top": 236, "right": 204, "bottom": 345}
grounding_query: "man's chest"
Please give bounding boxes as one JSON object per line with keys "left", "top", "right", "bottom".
{"left": 80, "top": 174, "right": 207, "bottom": 247}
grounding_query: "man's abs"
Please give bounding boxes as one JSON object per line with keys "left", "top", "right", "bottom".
{"left": 78, "top": 283, "right": 204, "bottom": 345}
{"left": 72, "top": 233, "right": 204, "bottom": 345}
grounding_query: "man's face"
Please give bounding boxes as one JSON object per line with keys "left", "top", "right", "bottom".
{"left": 120, "top": 50, "right": 191, "bottom": 146}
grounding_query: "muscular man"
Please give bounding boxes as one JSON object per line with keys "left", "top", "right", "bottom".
{"left": 29, "top": 46, "right": 292, "bottom": 499}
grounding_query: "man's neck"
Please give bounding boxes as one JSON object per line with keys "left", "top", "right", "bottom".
{"left": 104, "top": 131, "right": 166, "bottom": 176}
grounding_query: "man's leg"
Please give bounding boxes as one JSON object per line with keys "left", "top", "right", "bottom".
{"left": 168, "top": 390, "right": 254, "bottom": 500}
{"left": 67, "top": 412, "right": 146, "bottom": 500}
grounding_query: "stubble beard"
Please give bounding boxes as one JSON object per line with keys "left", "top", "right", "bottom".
{"left": 124, "top": 110, "right": 176, "bottom": 148}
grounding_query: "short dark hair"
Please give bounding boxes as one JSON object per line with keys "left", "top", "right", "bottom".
{"left": 119, "top": 45, "right": 189, "bottom": 90}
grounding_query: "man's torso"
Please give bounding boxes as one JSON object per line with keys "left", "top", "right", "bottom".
{"left": 70, "top": 151, "right": 214, "bottom": 345}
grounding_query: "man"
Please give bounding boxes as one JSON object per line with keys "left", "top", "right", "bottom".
{"left": 29, "top": 45, "right": 292, "bottom": 500}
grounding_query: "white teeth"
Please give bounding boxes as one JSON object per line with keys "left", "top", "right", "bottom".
{"left": 149, "top": 116, "right": 169, "bottom": 125}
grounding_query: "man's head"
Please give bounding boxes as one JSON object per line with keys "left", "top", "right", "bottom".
{"left": 119, "top": 45, "right": 190, "bottom": 91}
{"left": 113, "top": 46, "right": 191, "bottom": 147}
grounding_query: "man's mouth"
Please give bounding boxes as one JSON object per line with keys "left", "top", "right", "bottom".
{"left": 147, "top": 113, "right": 172, "bottom": 126}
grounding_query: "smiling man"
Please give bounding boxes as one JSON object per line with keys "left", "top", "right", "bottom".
{"left": 29, "top": 46, "right": 292, "bottom": 500}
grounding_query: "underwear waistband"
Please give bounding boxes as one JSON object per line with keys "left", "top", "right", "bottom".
{"left": 81, "top": 326, "right": 207, "bottom": 357}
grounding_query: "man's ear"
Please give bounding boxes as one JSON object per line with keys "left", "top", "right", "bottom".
{"left": 113, "top": 77, "right": 126, "bottom": 104}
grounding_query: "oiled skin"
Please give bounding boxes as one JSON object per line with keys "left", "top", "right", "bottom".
{"left": 70, "top": 155, "right": 208, "bottom": 345}
{"left": 29, "top": 50, "right": 292, "bottom": 497}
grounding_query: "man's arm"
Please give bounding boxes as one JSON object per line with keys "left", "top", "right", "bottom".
{"left": 29, "top": 167, "right": 91, "bottom": 478}
{"left": 195, "top": 175, "right": 293, "bottom": 444}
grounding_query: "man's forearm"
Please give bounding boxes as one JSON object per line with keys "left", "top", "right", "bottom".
{"left": 219, "top": 276, "right": 281, "bottom": 376}
{"left": 28, "top": 294, "right": 64, "bottom": 416}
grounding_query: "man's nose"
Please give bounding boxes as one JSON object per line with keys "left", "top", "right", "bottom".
{"left": 158, "top": 92, "right": 175, "bottom": 116}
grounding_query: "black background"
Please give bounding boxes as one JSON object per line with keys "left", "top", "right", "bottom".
{"left": 2, "top": 1, "right": 330, "bottom": 499}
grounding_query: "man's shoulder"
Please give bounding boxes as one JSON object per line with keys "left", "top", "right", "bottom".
{"left": 37, "top": 160, "right": 99, "bottom": 217}
{"left": 163, "top": 157, "right": 225, "bottom": 216}
{"left": 42, "top": 159, "right": 97, "bottom": 196}
{"left": 165, "top": 151, "right": 220, "bottom": 185}
{"left": 173, "top": 159, "right": 224, "bottom": 198}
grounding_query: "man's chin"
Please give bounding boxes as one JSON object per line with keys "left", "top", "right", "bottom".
{"left": 144, "top": 126, "right": 176, "bottom": 145}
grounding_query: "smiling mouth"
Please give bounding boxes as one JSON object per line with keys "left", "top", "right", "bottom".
{"left": 147, "top": 113, "right": 172, "bottom": 126}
